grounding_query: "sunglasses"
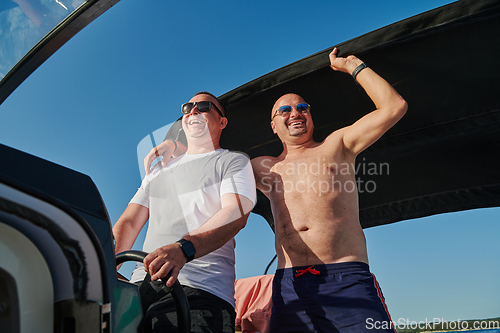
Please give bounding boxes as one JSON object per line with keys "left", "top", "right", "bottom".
{"left": 272, "top": 103, "right": 310, "bottom": 119}
{"left": 181, "top": 101, "right": 225, "bottom": 117}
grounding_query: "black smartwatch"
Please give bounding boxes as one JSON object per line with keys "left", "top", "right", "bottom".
{"left": 176, "top": 238, "right": 196, "bottom": 262}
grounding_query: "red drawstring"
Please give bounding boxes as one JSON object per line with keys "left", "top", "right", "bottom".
{"left": 295, "top": 265, "right": 321, "bottom": 277}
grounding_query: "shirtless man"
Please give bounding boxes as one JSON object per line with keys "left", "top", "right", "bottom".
{"left": 145, "top": 49, "right": 407, "bottom": 332}
{"left": 251, "top": 48, "right": 407, "bottom": 332}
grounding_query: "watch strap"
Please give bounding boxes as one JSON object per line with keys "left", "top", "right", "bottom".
{"left": 351, "top": 63, "right": 368, "bottom": 80}
{"left": 176, "top": 238, "right": 195, "bottom": 262}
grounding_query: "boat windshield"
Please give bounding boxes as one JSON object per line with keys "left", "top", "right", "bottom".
{"left": 0, "top": 0, "right": 86, "bottom": 80}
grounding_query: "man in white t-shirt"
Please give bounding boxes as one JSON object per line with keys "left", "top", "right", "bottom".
{"left": 113, "top": 91, "right": 256, "bottom": 333}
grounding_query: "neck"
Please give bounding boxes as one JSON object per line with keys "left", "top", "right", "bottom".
{"left": 186, "top": 136, "right": 221, "bottom": 154}
{"left": 280, "top": 136, "right": 317, "bottom": 157}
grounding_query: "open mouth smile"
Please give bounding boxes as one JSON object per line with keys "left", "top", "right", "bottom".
{"left": 287, "top": 119, "right": 305, "bottom": 127}
{"left": 188, "top": 119, "right": 205, "bottom": 125}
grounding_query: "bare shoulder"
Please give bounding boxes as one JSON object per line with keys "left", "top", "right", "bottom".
{"left": 251, "top": 156, "right": 279, "bottom": 194}
{"left": 251, "top": 155, "right": 278, "bottom": 175}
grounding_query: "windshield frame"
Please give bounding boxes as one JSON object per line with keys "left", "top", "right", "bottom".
{"left": 0, "top": 0, "right": 120, "bottom": 105}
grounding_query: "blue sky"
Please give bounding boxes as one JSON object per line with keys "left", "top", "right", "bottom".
{"left": 1, "top": 0, "right": 498, "bottom": 324}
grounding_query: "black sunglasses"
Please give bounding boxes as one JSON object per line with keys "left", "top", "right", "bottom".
{"left": 181, "top": 101, "right": 225, "bottom": 117}
{"left": 272, "top": 103, "right": 310, "bottom": 119}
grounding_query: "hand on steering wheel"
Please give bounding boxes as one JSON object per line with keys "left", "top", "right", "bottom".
{"left": 115, "top": 250, "right": 191, "bottom": 333}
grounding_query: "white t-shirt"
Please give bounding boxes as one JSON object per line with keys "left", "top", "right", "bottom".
{"left": 129, "top": 149, "right": 256, "bottom": 307}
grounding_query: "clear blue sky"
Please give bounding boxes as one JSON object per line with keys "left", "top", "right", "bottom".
{"left": 1, "top": 0, "right": 498, "bottom": 324}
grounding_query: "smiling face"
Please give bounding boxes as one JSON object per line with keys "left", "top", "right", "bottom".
{"left": 182, "top": 94, "right": 227, "bottom": 148}
{"left": 271, "top": 93, "right": 314, "bottom": 143}
{"left": 181, "top": 94, "right": 226, "bottom": 136}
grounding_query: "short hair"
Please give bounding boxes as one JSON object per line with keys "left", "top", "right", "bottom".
{"left": 194, "top": 91, "right": 226, "bottom": 117}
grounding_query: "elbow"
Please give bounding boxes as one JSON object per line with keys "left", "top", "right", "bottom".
{"left": 389, "top": 97, "right": 407, "bottom": 122}
{"left": 239, "top": 217, "right": 248, "bottom": 231}
{"left": 237, "top": 211, "right": 251, "bottom": 231}
{"left": 238, "top": 195, "right": 255, "bottom": 223}
{"left": 397, "top": 97, "right": 408, "bottom": 117}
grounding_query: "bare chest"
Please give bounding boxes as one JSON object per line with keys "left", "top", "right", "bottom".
{"left": 267, "top": 155, "right": 356, "bottom": 192}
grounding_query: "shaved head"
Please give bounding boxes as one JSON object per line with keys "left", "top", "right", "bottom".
{"left": 271, "top": 93, "right": 306, "bottom": 119}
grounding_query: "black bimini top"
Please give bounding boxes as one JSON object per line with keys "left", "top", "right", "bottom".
{"left": 218, "top": 0, "right": 500, "bottom": 230}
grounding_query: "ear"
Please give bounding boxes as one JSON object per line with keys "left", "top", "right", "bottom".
{"left": 271, "top": 120, "right": 277, "bottom": 134}
{"left": 220, "top": 117, "right": 228, "bottom": 129}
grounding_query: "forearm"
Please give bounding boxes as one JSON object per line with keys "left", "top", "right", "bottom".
{"left": 112, "top": 203, "right": 148, "bottom": 254}
{"left": 113, "top": 218, "right": 141, "bottom": 272}
{"left": 183, "top": 194, "right": 253, "bottom": 259}
{"left": 329, "top": 48, "right": 406, "bottom": 115}
{"left": 113, "top": 222, "right": 139, "bottom": 254}
{"left": 329, "top": 48, "right": 408, "bottom": 155}
{"left": 185, "top": 208, "right": 249, "bottom": 259}
{"left": 355, "top": 67, "right": 407, "bottom": 115}
{"left": 143, "top": 194, "right": 253, "bottom": 284}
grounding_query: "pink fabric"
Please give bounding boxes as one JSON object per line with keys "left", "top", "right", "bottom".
{"left": 234, "top": 274, "right": 274, "bottom": 333}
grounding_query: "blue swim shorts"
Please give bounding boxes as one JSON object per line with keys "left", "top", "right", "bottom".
{"left": 270, "top": 262, "right": 396, "bottom": 333}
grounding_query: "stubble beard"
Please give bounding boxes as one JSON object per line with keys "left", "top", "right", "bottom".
{"left": 289, "top": 127, "right": 308, "bottom": 137}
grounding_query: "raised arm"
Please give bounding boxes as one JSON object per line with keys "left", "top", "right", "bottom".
{"left": 328, "top": 48, "right": 408, "bottom": 156}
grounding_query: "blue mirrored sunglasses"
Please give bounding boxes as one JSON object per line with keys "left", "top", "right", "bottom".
{"left": 272, "top": 103, "right": 310, "bottom": 119}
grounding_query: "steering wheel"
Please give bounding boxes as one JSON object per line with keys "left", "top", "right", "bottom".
{"left": 115, "top": 250, "right": 191, "bottom": 333}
